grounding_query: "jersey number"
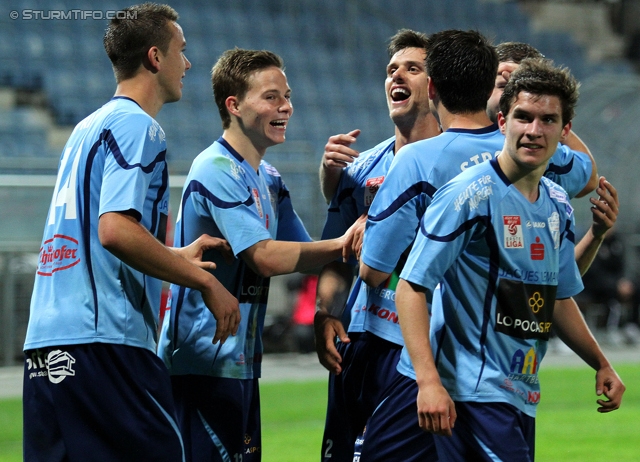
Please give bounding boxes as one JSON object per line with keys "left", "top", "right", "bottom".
{"left": 324, "top": 439, "right": 333, "bottom": 459}
{"left": 48, "top": 145, "right": 82, "bottom": 225}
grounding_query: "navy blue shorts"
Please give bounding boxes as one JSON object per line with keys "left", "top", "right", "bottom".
{"left": 23, "top": 344, "right": 184, "bottom": 462}
{"left": 171, "top": 375, "right": 261, "bottom": 462}
{"left": 321, "top": 332, "right": 402, "bottom": 462}
{"left": 356, "top": 372, "right": 438, "bottom": 462}
{"left": 434, "top": 401, "right": 535, "bottom": 462}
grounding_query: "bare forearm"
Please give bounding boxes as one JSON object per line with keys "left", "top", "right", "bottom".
{"left": 574, "top": 227, "right": 606, "bottom": 276}
{"left": 99, "top": 212, "right": 213, "bottom": 292}
{"left": 553, "top": 298, "right": 610, "bottom": 371}
{"left": 319, "top": 163, "right": 342, "bottom": 204}
{"left": 316, "top": 261, "right": 354, "bottom": 316}
{"left": 396, "top": 279, "right": 440, "bottom": 385}
{"left": 243, "top": 238, "right": 344, "bottom": 278}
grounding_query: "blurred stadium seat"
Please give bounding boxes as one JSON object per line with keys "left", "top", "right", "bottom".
{"left": 1, "top": 0, "right": 638, "bottom": 236}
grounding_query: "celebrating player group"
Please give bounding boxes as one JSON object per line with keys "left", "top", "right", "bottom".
{"left": 23, "top": 3, "right": 624, "bottom": 462}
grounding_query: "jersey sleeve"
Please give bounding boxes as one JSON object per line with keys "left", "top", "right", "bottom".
{"left": 400, "top": 176, "right": 485, "bottom": 300}
{"left": 99, "top": 113, "right": 166, "bottom": 218}
{"left": 275, "top": 179, "right": 312, "bottom": 243}
{"left": 321, "top": 167, "right": 359, "bottom": 240}
{"left": 544, "top": 144, "right": 592, "bottom": 199}
{"left": 188, "top": 156, "right": 272, "bottom": 256}
{"left": 361, "top": 145, "right": 434, "bottom": 274}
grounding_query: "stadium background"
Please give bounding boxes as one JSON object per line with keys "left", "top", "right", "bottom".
{"left": 1, "top": 0, "right": 639, "bottom": 366}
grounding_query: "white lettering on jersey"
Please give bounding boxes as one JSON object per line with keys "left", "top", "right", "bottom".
{"left": 48, "top": 145, "right": 82, "bottom": 225}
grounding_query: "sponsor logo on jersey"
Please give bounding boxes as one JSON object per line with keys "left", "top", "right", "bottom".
{"left": 364, "top": 303, "right": 399, "bottom": 324}
{"left": 503, "top": 216, "right": 524, "bottom": 249}
{"left": 47, "top": 350, "right": 76, "bottom": 384}
{"left": 495, "top": 279, "right": 556, "bottom": 340}
{"left": 252, "top": 188, "right": 263, "bottom": 218}
{"left": 364, "top": 176, "right": 384, "bottom": 206}
{"left": 526, "top": 220, "right": 545, "bottom": 229}
{"left": 510, "top": 346, "right": 540, "bottom": 375}
{"left": 548, "top": 212, "right": 560, "bottom": 249}
{"left": 37, "top": 234, "right": 81, "bottom": 276}
{"left": 530, "top": 237, "right": 545, "bottom": 260}
{"left": 453, "top": 174, "right": 494, "bottom": 211}
{"left": 238, "top": 268, "right": 270, "bottom": 304}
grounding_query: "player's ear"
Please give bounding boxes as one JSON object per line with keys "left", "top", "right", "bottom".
{"left": 225, "top": 96, "right": 241, "bottom": 117}
{"left": 560, "top": 120, "right": 572, "bottom": 140}
{"left": 497, "top": 111, "right": 507, "bottom": 134}
{"left": 145, "top": 46, "right": 161, "bottom": 73}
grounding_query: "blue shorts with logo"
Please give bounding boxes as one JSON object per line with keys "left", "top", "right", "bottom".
{"left": 171, "top": 375, "right": 261, "bottom": 462}
{"left": 322, "top": 332, "right": 402, "bottom": 462}
{"left": 23, "top": 343, "right": 184, "bottom": 462}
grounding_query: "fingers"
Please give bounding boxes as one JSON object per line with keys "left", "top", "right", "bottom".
{"left": 323, "top": 130, "right": 361, "bottom": 168}
{"left": 595, "top": 367, "right": 625, "bottom": 413}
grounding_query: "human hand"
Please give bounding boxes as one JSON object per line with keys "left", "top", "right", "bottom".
{"left": 590, "top": 177, "right": 619, "bottom": 239}
{"left": 201, "top": 281, "right": 241, "bottom": 345}
{"left": 416, "top": 382, "right": 457, "bottom": 436}
{"left": 342, "top": 212, "right": 368, "bottom": 262}
{"left": 322, "top": 129, "right": 361, "bottom": 170}
{"left": 313, "top": 310, "right": 350, "bottom": 374}
{"left": 595, "top": 365, "right": 625, "bottom": 412}
{"left": 174, "top": 234, "right": 234, "bottom": 270}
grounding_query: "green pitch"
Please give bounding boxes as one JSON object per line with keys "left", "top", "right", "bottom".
{"left": 1, "top": 363, "right": 638, "bottom": 461}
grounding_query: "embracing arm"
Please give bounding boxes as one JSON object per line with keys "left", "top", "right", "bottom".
{"left": 562, "top": 130, "right": 598, "bottom": 198}
{"left": 396, "top": 279, "right": 457, "bottom": 435}
{"left": 552, "top": 297, "right": 625, "bottom": 412}
{"left": 98, "top": 211, "right": 240, "bottom": 344}
{"left": 240, "top": 238, "right": 345, "bottom": 279}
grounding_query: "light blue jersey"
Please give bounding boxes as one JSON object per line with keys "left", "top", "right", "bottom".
{"left": 321, "top": 137, "right": 396, "bottom": 333}
{"left": 24, "top": 97, "right": 170, "bottom": 352}
{"left": 398, "top": 158, "right": 583, "bottom": 417}
{"left": 360, "top": 125, "right": 591, "bottom": 345}
{"left": 158, "top": 137, "right": 311, "bottom": 379}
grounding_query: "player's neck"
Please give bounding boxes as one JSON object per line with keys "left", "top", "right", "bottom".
{"left": 222, "top": 129, "right": 265, "bottom": 172}
{"left": 497, "top": 152, "right": 545, "bottom": 203}
{"left": 438, "top": 109, "right": 493, "bottom": 132}
{"left": 114, "top": 76, "right": 165, "bottom": 118}
{"left": 394, "top": 113, "right": 441, "bottom": 153}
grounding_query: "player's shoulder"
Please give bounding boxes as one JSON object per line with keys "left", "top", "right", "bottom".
{"left": 345, "top": 136, "right": 395, "bottom": 175}
{"left": 190, "top": 140, "right": 248, "bottom": 183}
{"left": 540, "top": 176, "right": 573, "bottom": 215}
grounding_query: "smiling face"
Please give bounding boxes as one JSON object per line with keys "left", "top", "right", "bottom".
{"left": 499, "top": 91, "right": 571, "bottom": 172}
{"left": 487, "top": 61, "right": 519, "bottom": 124}
{"left": 385, "top": 47, "right": 430, "bottom": 128}
{"left": 234, "top": 66, "right": 293, "bottom": 150}
{"left": 157, "top": 21, "right": 191, "bottom": 104}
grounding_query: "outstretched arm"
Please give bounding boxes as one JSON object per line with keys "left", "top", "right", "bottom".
{"left": 575, "top": 177, "right": 619, "bottom": 275}
{"left": 396, "top": 279, "right": 457, "bottom": 435}
{"left": 552, "top": 297, "right": 625, "bottom": 412}
{"left": 99, "top": 211, "right": 240, "bottom": 344}
{"left": 319, "top": 129, "right": 361, "bottom": 203}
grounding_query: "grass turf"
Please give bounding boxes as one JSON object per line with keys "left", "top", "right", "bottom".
{"left": 1, "top": 363, "right": 637, "bottom": 461}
